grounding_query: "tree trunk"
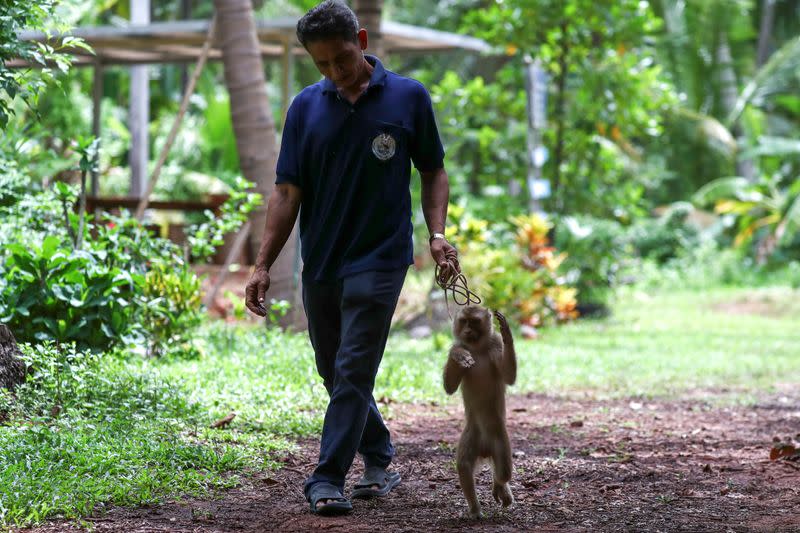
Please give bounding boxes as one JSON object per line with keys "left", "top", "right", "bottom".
{"left": 212, "top": 0, "right": 297, "bottom": 301}
{"left": 353, "top": 0, "right": 384, "bottom": 57}
{"left": 0, "top": 325, "right": 25, "bottom": 391}
{"left": 756, "top": 0, "right": 776, "bottom": 67}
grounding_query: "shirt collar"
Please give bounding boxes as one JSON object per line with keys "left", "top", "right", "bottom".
{"left": 321, "top": 55, "right": 386, "bottom": 95}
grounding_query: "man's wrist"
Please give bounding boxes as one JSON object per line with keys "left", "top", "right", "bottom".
{"left": 429, "top": 232, "right": 446, "bottom": 245}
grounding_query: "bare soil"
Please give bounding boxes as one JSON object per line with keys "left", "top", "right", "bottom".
{"left": 23, "top": 391, "right": 800, "bottom": 532}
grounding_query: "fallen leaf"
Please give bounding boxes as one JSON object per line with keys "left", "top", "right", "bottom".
{"left": 770, "top": 444, "right": 797, "bottom": 461}
{"left": 210, "top": 412, "right": 236, "bottom": 429}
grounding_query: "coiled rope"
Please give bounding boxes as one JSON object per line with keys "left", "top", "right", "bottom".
{"left": 435, "top": 249, "right": 482, "bottom": 314}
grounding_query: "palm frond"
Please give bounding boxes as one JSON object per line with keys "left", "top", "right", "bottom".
{"left": 777, "top": 190, "right": 800, "bottom": 245}
{"left": 693, "top": 176, "right": 750, "bottom": 206}
{"left": 742, "top": 136, "right": 800, "bottom": 159}
{"left": 727, "top": 35, "right": 800, "bottom": 126}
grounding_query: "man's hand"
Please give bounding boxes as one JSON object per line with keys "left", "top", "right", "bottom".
{"left": 431, "top": 238, "right": 461, "bottom": 285}
{"left": 245, "top": 267, "right": 271, "bottom": 317}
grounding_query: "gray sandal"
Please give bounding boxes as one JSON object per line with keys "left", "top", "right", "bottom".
{"left": 350, "top": 466, "right": 401, "bottom": 499}
{"left": 307, "top": 482, "right": 353, "bottom": 515}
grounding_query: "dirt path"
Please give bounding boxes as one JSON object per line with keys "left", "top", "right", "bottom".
{"left": 26, "top": 392, "right": 800, "bottom": 532}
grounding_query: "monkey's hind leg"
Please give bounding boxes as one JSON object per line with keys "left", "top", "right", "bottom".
{"left": 491, "top": 437, "right": 514, "bottom": 508}
{"left": 456, "top": 437, "right": 481, "bottom": 518}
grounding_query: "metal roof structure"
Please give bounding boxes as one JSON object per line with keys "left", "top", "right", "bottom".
{"left": 13, "top": 18, "right": 491, "bottom": 67}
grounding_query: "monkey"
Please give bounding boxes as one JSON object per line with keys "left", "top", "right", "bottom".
{"left": 443, "top": 305, "right": 517, "bottom": 518}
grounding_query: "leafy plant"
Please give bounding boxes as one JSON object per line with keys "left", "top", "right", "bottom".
{"left": 693, "top": 174, "right": 800, "bottom": 265}
{"left": 186, "top": 176, "right": 262, "bottom": 262}
{"left": 0, "top": 0, "right": 89, "bottom": 127}
{"left": 463, "top": 0, "right": 676, "bottom": 218}
{"left": 552, "top": 215, "right": 629, "bottom": 307}
{"left": 139, "top": 262, "right": 203, "bottom": 357}
{"left": 626, "top": 203, "right": 700, "bottom": 264}
{"left": 0, "top": 182, "right": 205, "bottom": 353}
{"left": 0, "top": 235, "right": 140, "bottom": 350}
{"left": 447, "top": 205, "right": 577, "bottom": 327}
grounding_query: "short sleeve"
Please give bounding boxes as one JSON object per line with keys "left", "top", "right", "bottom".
{"left": 276, "top": 99, "right": 302, "bottom": 188}
{"left": 409, "top": 84, "right": 445, "bottom": 172}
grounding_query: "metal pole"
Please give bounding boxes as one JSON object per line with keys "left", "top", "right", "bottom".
{"left": 523, "top": 55, "right": 549, "bottom": 215}
{"left": 129, "top": 0, "right": 150, "bottom": 199}
{"left": 91, "top": 59, "right": 103, "bottom": 197}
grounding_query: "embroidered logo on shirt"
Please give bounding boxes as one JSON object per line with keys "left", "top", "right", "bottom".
{"left": 371, "top": 133, "right": 396, "bottom": 161}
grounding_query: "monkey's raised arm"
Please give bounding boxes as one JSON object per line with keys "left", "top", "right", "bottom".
{"left": 494, "top": 312, "right": 517, "bottom": 385}
{"left": 444, "top": 346, "right": 474, "bottom": 395}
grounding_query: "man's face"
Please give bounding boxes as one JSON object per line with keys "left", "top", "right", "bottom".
{"left": 306, "top": 30, "right": 368, "bottom": 89}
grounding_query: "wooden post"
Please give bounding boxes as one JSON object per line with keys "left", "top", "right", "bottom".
{"left": 129, "top": 0, "right": 150, "bottom": 198}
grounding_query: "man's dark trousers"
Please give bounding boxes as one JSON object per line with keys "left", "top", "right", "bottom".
{"left": 302, "top": 268, "right": 407, "bottom": 496}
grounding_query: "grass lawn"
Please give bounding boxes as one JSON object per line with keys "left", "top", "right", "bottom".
{"left": 1, "top": 285, "right": 798, "bottom": 527}
{"left": 381, "top": 286, "right": 800, "bottom": 401}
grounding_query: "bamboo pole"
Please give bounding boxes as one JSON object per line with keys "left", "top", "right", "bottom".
{"left": 135, "top": 17, "right": 217, "bottom": 220}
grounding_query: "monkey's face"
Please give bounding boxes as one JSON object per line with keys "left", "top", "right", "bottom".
{"left": 454, "top": 306, "right": 492, "bottom": 344}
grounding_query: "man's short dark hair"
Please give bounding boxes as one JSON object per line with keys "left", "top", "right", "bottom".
{"left": 296, "top": 1, "right": 360, "bottom": 47}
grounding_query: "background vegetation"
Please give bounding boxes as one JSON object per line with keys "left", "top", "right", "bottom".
{"left": 1, "top": 0, "right": 799, "bottom": 528}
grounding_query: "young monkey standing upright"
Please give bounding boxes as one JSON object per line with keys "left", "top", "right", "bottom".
{"left": 444, "top": 305, "right": 517, "bottom": 518}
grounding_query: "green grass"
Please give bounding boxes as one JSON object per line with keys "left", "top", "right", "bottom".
{"left": 382, "top": 286, "right": 800, "bottom": 400}
{"left": 2, "top": 285, "right": 798, "bottom": 527}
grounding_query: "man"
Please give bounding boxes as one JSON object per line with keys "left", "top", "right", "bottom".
{"left": 244, "top": 0, "right": 459, "bottom": 516}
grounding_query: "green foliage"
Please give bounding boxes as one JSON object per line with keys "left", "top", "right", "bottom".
{"left": 0, "top": 342, "right": 245, "bottom": 527}
{"left": 626, "top": 203, "right": 700, "bottom": 264}
{"left": 693, "top": 173, "right": 800, "bottom": 263}
{"left": 552, "top": 215, "right": 628, "bottom": 305}
{"left": 139, "top": 263, "right": 203, "bottom": 358}
{"left": 186, "top": 176, "right": 262, "bottom": 262}
{"left": 0, "top": 0, "right": 88, "bottom": 128}
{"left": 463, "top": 0, "right": 676, "bottom": 218}
{"left": 0, "top": 235, "right": 140, "bottom": 349}
{"left": 430, "top": 71, "right": 527, "bottom": 201}
{"left": 446, "top": 205, "right": 578, "bottom": 326}
{"left": 728, "top": 35, "right": 800, "bottom": 127}
{"left": 0, "top": 181, "right": 203, "bottom": 353}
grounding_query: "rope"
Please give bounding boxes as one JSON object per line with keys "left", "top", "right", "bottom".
{"left": 435, "top": 249, "right": 482, "bottom": 315}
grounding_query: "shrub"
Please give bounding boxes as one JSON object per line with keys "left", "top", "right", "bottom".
{"left": 447, "top": 206, "right": 577, "bottom": 327}
{"left": 0, "top": 166, "right": 259, "bottom": 354}
{"left": 552, "top": 215, "right": 629, "bottom": 306}
{"left": 0, "top": 236, "right": 140, "bottom": 349}
{"left": 627, "top": 203, "right": 700, "bottom": 264}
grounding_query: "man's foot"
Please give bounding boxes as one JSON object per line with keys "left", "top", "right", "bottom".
{"left": 307, "top": 482, "right": 353, "bottom": 515}
{"left": 350, "top": 466, "right": 401, "bottom": 499}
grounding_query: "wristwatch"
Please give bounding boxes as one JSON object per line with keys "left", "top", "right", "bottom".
{"left": 429, "top": 232, "right": 446, "bottom": 244}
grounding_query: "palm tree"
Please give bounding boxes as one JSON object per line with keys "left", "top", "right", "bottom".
{"left": 0, "top": 325, "right": 25, "bottom": 392}
{"left": 212, "top": 0, "right": 296, "bottom": 300}
{"left": 353, "top": 0, "right": 384, "bottom": 56}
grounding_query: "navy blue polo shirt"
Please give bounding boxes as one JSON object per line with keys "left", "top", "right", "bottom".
{"left": 276, "top": 56, "right": 445, "bottom": 282}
